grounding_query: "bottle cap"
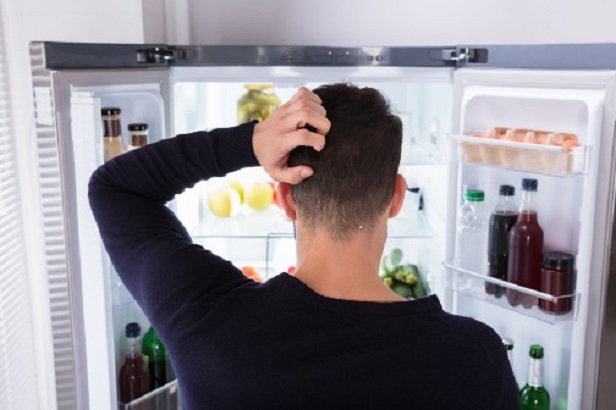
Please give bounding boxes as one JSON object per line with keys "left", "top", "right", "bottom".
{"left": 499, "top": 185, "right": 515, "bottom": 196}
{"left": 126, "top": 322, "right": 141, "bottom": 338}
{"left": 529, "top": 344, "right": 544, "bottom": 359}
{"left": 128, "top": 123, "right": 149, "bottom": 132}
{"left": 465, "top": 189, "right": 485, "bottom": 202}
{"left": 543, "top": 251, "right": 575, "bottom": 272}
{"left": 522, "top": 178, "right": 538, "bottom": 192}
{"left": 101, "top": 107, "right": 122, "bottom": 116}
{"left": 502, "top": 337, "right": 514, "bottom": 351}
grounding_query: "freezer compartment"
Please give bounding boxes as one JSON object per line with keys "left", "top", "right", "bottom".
{"left": 451, "top": 133, "right": 588, "bottom": 176}
{"left": 443, "top": 260, "right": 578, "bottom": 324}
{"left": 119, "top": 380, "right": 180, "bottom": 410}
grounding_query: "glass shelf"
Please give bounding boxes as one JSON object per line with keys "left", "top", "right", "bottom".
{"left": 191, "top": 210, "right": 433, "bottom": 239}
{"left": 442, "top": 260, "right": 578, "bottom": 324}
{"left": 401, "top": 141, "right": 438, "bottom": 166}
{"left": 449, "top": 134, "right": 588, "bottom": 177}
{"left": 119, "top": 380, "right": 180, "bottom": 410}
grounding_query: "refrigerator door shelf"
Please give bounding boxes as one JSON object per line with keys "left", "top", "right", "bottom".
{"left": 442, "top": 260, "right": 579, "bottom": 324}
{"left": 449, "top": 133, "right": 589, "bottom": 176}
{"left": 118, "top": 379, "right": 179, "bottom": 410}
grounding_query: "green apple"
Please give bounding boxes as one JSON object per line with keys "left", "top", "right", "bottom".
{"left": 229, "top": 181, "right": 245, "bottom": 204}
{"left": 208, "top": 187, "right": 241, "bottom": 218}
{"left": 245, "top": 182, "right": 274, "bottom": 211}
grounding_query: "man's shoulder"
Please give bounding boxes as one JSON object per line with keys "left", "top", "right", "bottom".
{"left": 431, "top": 310, "right": 504, "bottom": 356}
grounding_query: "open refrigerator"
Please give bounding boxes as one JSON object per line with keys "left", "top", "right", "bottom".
{"left": 29, "top": 42, "right": 616, "bottom": 410}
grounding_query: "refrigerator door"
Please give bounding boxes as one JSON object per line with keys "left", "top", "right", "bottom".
{"left": 31, "top": 41, "right": 171, "bottom": 410}
{"left": 448, "top": 68, "right": 616, "bottom": 409}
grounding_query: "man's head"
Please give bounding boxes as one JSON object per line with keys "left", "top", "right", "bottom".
{"left": 283, "top": 83, "right": 404, "bottom": 240}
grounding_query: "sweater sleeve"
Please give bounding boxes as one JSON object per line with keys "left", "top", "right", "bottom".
{"left": 88, "top": 122, "right": 259, "bottom": 328}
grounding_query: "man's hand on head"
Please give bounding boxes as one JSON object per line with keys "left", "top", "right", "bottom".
{"left": 252, "top": 87, "right": 330, "bottom": 184}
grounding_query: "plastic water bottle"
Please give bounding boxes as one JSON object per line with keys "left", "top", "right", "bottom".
{"left": 455, "top": 189, "right": 488, "bottom": 274}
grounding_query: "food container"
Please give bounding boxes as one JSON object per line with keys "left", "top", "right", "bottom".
{"left": 478, "top": 128, "right": 501, "bottom": 165}
{"left": 237, "top": 84, "right": 281, "bottom": 123}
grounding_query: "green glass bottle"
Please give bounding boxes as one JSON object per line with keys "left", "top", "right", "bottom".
{"left": 502, "top": 337, "right": 519, "bottom": 391}
{"left": 519, "top": 344, "right": 550, "bottom": 410}
{"left": 141, "top": 326, "right": 168, "bottom": 390}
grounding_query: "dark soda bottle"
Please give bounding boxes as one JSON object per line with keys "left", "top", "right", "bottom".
{"left": 507, "top": 178, "right": 544, "bottom": 308}
{"left": 119, "top": 322, "right": 150, "bottom": 404}
{"left": 486, "top": 185, "right": 518, "bottom": 297}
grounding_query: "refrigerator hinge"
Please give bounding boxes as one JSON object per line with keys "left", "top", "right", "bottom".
{"left": 441, "top": 48, "right": 488, "bottom": 66}
{"left": 136, "top": 46, "right": 192, "bottom": 65}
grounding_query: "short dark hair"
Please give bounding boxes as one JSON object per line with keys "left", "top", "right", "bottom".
{"left": 288, "top": 83, "right": 403, "bottom": 239}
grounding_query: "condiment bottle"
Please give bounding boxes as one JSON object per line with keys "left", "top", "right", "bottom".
{"left": 101, "top": 107, "right": 126, "bottom": 162}
{"left": 128, "top": 123, "right": 149, "bottom": 149}
{"left": 486, "top": 185, "right": 517, "bottom": 297}
{"left": 119, "top": 322, "right": 150, "bottom": 403}
{"left": 539, "top": 252, "right": 575, "bottom": 314}
{"left": 506, "top": 178, "right": 544, "bottom": 308}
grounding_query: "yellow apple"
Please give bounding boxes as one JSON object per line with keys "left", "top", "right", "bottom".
{"left": 208, "top": 187, "right": 241, "bottom": 218}
{"left": 229, "top": 181, "right": 245, "bottom": 204}
{"left": 245, "top": 182, "right": 274, "bottom": 211}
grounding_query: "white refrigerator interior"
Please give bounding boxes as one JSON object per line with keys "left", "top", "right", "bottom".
{"left": 40, "top": 46, "right": 616, "bottom": 409}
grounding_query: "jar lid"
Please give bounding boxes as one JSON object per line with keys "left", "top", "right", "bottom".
{"left": 244, "top": 84, "right": 275, "bottom": 90}
{"left": 101, "top": 107, "right": 121, "bottom": 116}
{"left": 465, "top": 189, "right": 484, "bottom": 202}
{"left": 543, "top": 251, "right": 575, "bottom": 271}
{"left": 522, "top": 178, "right": 538, "bottom": 192}
{"left": 125, "top": 322, "right": 141, "bottom": 338}
{"left": 128, "top": 123, "right": 149, "bottom": 132}
{"left": 499, "top": 185, "right": 515, "bottom": 196}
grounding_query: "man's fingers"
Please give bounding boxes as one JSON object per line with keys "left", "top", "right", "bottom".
{"left": 289, "top": 87, "right": 322, "bottom": 105}
{"left": 274, "top": 166, "right": 314, "bottom": 185}
{"left": 285, "top": 129, "right": 326, "bottom": 152}
{"left": 288, "top": 107, "right": 331, "bottom": 136}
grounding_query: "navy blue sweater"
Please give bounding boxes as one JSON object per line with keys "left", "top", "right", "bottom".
{"left": 88, "top": 122, "right": 519, "bottom": 409}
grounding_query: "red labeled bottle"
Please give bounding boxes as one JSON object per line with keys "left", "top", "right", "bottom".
{"left": 506, "top": 178, "right": 544, "bottom": 308}
{"left": 119, "top": 322, "right": 150, "bottom": 404}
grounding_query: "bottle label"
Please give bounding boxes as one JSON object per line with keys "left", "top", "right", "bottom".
{"left": 528, "top": 358, "right": 544, "bottom": 387}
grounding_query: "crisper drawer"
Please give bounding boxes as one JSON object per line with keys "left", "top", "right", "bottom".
{"left": 119, "top": 380, "right": 181, "bottom": 410}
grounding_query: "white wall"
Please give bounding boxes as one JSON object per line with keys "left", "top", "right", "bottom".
{"left": 170, "top": 0, "right": 616, "bottom": 46}
{"left": 1, "top": 1, "right": 144, "bottom": 408}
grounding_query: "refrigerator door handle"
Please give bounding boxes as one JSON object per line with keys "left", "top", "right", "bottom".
{"left": 442, "top": 47, "right": 489, "bottom": 66}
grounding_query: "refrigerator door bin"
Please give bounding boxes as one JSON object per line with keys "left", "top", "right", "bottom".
{"left": 442, "top": 260, "right": 578, "bottom": 324}
{"left": 119, "top": 380, "right": 180, "bottom": 410}
{"left": 450, "top": 133, "right": 588, "bottom": 176}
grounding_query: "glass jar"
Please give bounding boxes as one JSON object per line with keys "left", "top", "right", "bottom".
{"left": 237, "top": 84, "right": 281, "bottom": 124}
{"left": 128, "top": 123, "right": 149, "bottom": 149}
{"left": 539, "top": 251, "right": 575, "bottom": 314}
{"left": 101, "top": 107, "right": 126, "bottom": 162}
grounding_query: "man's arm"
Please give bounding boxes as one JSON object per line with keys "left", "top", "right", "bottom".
{"left": 88, "top": 88, "right": 330, "bottom": 331}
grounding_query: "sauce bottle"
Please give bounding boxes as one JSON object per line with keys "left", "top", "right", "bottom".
{"left": 486, "top": 185, "right": 518, "bottom": 297}
{"left": 119, "top": 322, "right": 150, "bottom": 403}
{"left": 101, "top": 107, "right": 126, "bottom": 162}
{"left": 506, "top": 178, "right": 544, "bottom": 308}
{"left": 539, "top": 252, "right": 575, "bottom": 314}
{"left": 128, "top": 123, "right": 149, "bottom": 150}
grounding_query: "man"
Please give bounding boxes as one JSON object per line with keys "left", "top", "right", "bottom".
{"left": 89, "top": 84, "right": 519, "bottom": 409}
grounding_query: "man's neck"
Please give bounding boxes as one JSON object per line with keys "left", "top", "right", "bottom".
{"left": 292, "top": 220, "right": 405, "bottom": 303}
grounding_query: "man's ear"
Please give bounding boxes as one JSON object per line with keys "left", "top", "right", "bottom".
{"left": 278, "top": 182, "right": 297, "bottom": 221}
{"left": 388, "top": 174, "right": 406, "bottom": 218}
